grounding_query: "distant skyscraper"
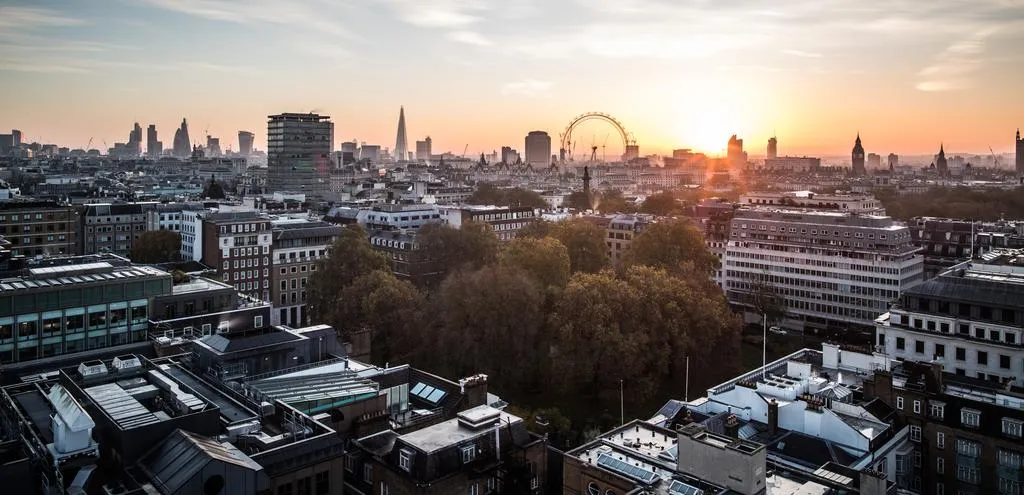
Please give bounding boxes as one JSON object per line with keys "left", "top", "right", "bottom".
{"left": 172, "top": 118, "right": 191, "bottom": 158}
{"left": 936, "top": 144, "right": 948, "bottom": 175}
{"left": 395, "top": 106, "right": 408, "bottom": 163}
{"left": 415, "top": 136, "right": 432, "bottom": 161}
{"left": 767, "top": 136, "right": 778, "bottom": 159}
{"left": 360, "top": 145, "right": 381, "bottom": 162}
{"left": 238, "top": 131, "right": 254, "bottom": 155}
{"left": 146, "top": 124, "right": 162, "bottom": 157}
{"left": 623, "top": 144, "right": 640, "bottom": 162}
{"left": 524, "top": 131, "right": 552, "bottom": 167}
{"left": 127, "top": 122, "right": 143, "bottom": 157}
{"left": 888, "top": 153, "right": 899, "bottom": 171}
{"left": 11, "top": 129, "right": 21, "bottom": 148}
{"left": 1016, "top": 129, "right": 1023, "bottom": 173}
{"left": 867, "top": 153, "right": 881, "bottom": 170}
{"left": 206, "top": 135, "right": 222, "bottom": 157}
{"left": 851, "top": 133, "right": 866, "bottom": 176}
{"left": 267, "top": 113, "right": 333, "bottom": 198}
{"left": 727, "top": 135, "right": 745, "bottom": 168}
{"left": 501, "top": 146, "right": 517, "bottom": 164}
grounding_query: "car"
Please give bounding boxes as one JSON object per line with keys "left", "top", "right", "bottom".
{"left": 769, "top": 326, "right": 787, "bottom": 335}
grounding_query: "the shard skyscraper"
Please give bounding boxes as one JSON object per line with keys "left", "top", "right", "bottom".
{"left": 394, "top": 106, "right": 408, "bottom": 162}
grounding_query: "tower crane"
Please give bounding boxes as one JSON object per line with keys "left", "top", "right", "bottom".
{"left": 85, "top": 137, "right": 93, "bottom": 150}
{"left": 989, "top": 146, "right": 1001, "bottom": 168}
{"left": 462, "top": 144, "right": 469, "bottom": 158}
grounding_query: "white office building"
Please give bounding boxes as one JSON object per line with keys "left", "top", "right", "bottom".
{"left": 876, "top": 249, "right": 1024, "bottom": 384}
{"left": 724, "top": 209, "right": 924, "bottom": 334}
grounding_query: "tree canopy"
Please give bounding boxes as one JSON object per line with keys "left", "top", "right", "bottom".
{"left": 499, "top": 236, "right": 571, "bottom": 292}
{"left": 551, "top": 218, "right": 609, "bottom": 274}
{"left": 640, "top": 191, "right": 681, "bottom": 216}
{"left": 307, "top": 225, "right": 390, "bottom": 333}
{"left": 878, "top": 186, "right": 1024, "bottom": 221}
{"left": 468, "top": 184, "right": 548, "bottom": 209}
{"left": 130, "top": 230, "right": 181, "bottom": 263}
{"left": 204, "top": 175, "right": 226, "bottom": 199}
{"left": 417, "top": 221, "right": 498, "bottom": 280}
{"left": 622, "top": 218, "right": 718, "bottom": 276}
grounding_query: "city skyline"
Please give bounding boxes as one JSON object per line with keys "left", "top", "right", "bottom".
{"left": 0, "top": 1, "right": 1022, "bottom": 156}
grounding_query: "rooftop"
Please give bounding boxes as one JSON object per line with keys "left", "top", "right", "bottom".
{"left": 399, "top": 405, "right": 521, "bottom": 454}
{"left": 0, "top": 259, "right": 168, "bottom": 293}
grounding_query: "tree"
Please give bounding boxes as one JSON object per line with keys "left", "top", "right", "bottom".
{"left": 549, "top": 266, "right": 741, "bottom": 409}
{"left": 130, "top": 230, "right": 181, "bottom": 263}
{"left": 596, "top": 190, "right": 632, "bottom": 214}
{"left": 499, "top": 236, "right": 571, "bottom": 292}
{"left": 307, "top": 225, "right": 390, "bottom": 329}
{"left": 468, "top": 184, "right": 547, "bottom": 209}
{"left": 640, "top": 191, "right": 680, "bottom": 216}
{"left": 564, "top": 191, "right": 593, "bottom": 211}
{"left": 330, "top": 270, "right": 425, "bottom": 364}
{"left": 551, "top": 219, "right": 608, "bottom": 274}
{"left": 418, "top": 221, "right": 498, "bottom": 279}
{"left": 426, "top": 264, "right": 548, "bottom": 391}
{"left": 622, "top": 218, "right": 718, "bottom": 276}
{"left": 516, "top": 220, "right": 552, "bottom": 239}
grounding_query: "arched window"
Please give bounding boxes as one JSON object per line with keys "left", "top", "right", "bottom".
{"left": 587, "top": 482, "right": 600, "bottom": 495}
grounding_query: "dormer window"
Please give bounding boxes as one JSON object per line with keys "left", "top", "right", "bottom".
{"left": 961, "top": 408, "right": 981, "bottom": 428}
{"left": 930, "top": 402, "right": 945, "bottom": 420}
{"left": 399, "top": 449, "right": 413, "bottom": 472}
{"left": 461, "top": 445, "right": 476, "bottom": 463}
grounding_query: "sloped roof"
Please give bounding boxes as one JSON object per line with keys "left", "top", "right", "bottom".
{"left": 140, "top": 429, "right": 263, "bottom": 494}
{"left": 47, "top": 384, "right": 95, "bottom": 432}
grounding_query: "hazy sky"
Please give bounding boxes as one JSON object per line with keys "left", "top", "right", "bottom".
{"left": 1, "top": 0, "right": 1022, "bottom": 158}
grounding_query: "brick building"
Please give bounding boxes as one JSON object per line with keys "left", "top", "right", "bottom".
{"left": 200, "top": 210, "right": 272, "bottom": 302}
{"left": 270, "top": 219, "right": 341, "bottom": 327}
{"left": 0, "top": 201, "right": 78, "bottom": 257}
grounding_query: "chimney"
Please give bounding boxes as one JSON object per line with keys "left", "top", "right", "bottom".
{"left": 927, "top": 361, "right": 944, "bottom": 393}
{"left": 724, "top": 414, "right": 740, "bottom": 439}
{"left": 768, "top": 399, "right": 779, "bottom": 436}
{"left": 460, "top": 374, "right": 488, "bottom": 408}
{"left": 858, "top": 468, "right": 887, "bottom": 495}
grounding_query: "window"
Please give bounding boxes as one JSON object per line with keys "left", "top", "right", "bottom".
{"left": 977, "top": 351, "right": 988, "bottom": 366}
{"left": 588, "top": 483, "right": 600, "bottom": 495}
{"left": 467, "top": 484, "right": 478, "bottom": 495}
{"left": 937, "top": 431, "right": 945, "bottom": 449}
{"left": 913, "top": 400, "right": 921, "bottom": 414}
{"left": 363, "top": 464, "right": 373, "bottom": 483}
{"left": 399, "top": 450, "right": 412, "bottom": 471}
{"left": 910, "top": 425, "right": 921, "bottom": 442}
{"left": 379, "top": 482, "right": 389, "bottom": 495}
{"left": 930, "top": 402, "right": 945, "bottom": 419}
{"left": 936, "top": 457, "right": 944, "bottom": 474}
{"left": 297, "top": 477, "right": 311, "bottom": 495}
{"left": 936, "top": 482, "right": 944, "bottom": 495}
{"left": 956, "top": 347, "right": 966, "bottom": 361}
{"left": 896, "top": 337, "right": 906, "bottom": 351}
{"left": 1000, "top": 354, "right": 1011, "bottom": 370}
{"left": 315, "top": 471, "right": 329, "bottom": 495}
{"left": 1003, "top": 418, "right": 1023, "bottom": 438}
{"left": 344, "top": 454, "right": 355, "bottom": 472}
{"left": 962, "top": 409, "right": 981, "bottom": 428}
{"left": 461, "top": 445, "right": 476, "bottom": 463}
{"left": 957, "top": 464, "right": 980, "bottom": 485}
{"left": 915, "top": 341, "right": 925, "bottom": 354}
{"left": 254, "top": 316, "right": 264, "bottom": 328}
{"left": 897, "top": 396, "right": 904, "bottom": 410}
{"left": 934, "top": 343, "right": 945, "bottom": 358}
{"left": 278, "top": 484, "right": 293, "bottom": 495}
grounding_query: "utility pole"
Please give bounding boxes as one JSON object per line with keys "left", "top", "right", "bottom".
{"left": 619, "top": 379, "right": 624, "bottom": 426}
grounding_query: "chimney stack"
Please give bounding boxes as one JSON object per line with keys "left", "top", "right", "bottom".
{"left": 460, "top": 374, "right": 489, "bottom": 408}
{"left": 724, "top": 414, "right": 740, "bottom": 439}
{"left": 768, "top": 399, "right": 779, "bottom": 436}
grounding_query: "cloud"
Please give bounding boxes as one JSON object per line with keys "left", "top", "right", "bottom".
{"left": 378, "top": 0, "right": 486, "bottom": 28}
{"left": 916, "top": 27, "right": 999, "bottom": 91}
{"left": 447, "top": 31, "right": 492, "bottom": 46}
{"left": 783, "top": 49, "right": 822, "bottom": 58}
{"left": 0, "top": 6, "right": 87, "bottom": 30}
{"left": 500, "top": 79, "right": 553, "bottom": 98}
{"left": 137, "top": 0, "right": 355, "bottom": 38}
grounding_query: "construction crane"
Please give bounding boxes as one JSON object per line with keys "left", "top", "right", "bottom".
{"left": 462, "top": 144, "right": 469, "bottom": 158}
{"left": 85, "top": 137, "right": 93, "bottom": 150}
{"left": 989, "top": 146, "right": 1001, "bottom": 168}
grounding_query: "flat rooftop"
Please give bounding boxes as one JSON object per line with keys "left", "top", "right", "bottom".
{"left": 1, "top": 262, "right": 167, "bottom": 293}
{"left": 399, "top": 405, "right": 521, "bottom": 454}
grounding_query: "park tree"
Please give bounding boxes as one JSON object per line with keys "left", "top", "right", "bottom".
{"left": 564, "top": 191, "right": 593, "bottom": 211}
{"left": 130, "top": 230, "right": 181, "bottom": 263}
{"left": 331, "top": 270, "right": 425, "bottom": 364}
{"left": 622, "top": 218, "right": 718, "bottom": 276}
{"left": 596, "top": 190, "right": 632, "bottom": 214}
{"left": 418, "top": 221, "right": 498, "bottom": 279}
{"left": 516, "top": 220, "right": 552, "bottom": 239}
{"left": 307, "top": 225, "right": 390, "bottom": 330}
{"left": 551, "top": 219, "right": 608, "bottom": 274}
{"left": 468, "top": 184, "right": 547, "bottom": 209}
{"left": 426, "top": 264, "right": 548, "bottom": 391}
{"left": 640, "top": 191, "right": 680, "bottom": 216}
{"left": 499, "top": 236, "right": 571, "bottom": 292}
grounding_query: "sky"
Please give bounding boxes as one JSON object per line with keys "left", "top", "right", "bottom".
{"left": 0, "top": 0, "right": 1023, "bottom": 159}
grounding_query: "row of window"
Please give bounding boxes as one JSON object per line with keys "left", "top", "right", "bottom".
{"left": 901, "top": 314, "right": 1021, "bottom": 345}
{"left": 219, "top": 222, "right": 267, "bottom": 234}
{"left": 225, "top": 258, "right": 270, "bottom": 269}
{"left": 274, "top": 471, "right": 329, "bottom": 495}
{"left": 736, "top": 222, "right": 894, "bottom": 241}
{"left": 0, "top": 307, "right": 148, "bottom": 342}
{"left": 901, "top": 401, "right": 1022, "bottom": 437}
{"left": 889, "top": 336, "right": 1014, "bottom": 369}
{"left": 0, "top": 212, "right": 69, "bottom": 222}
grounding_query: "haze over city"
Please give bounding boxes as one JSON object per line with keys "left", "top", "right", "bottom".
{"left": 1, "top": 0, "right": 1023, "bottom": 156}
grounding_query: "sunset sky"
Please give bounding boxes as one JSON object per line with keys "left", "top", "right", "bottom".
{"left": 1, "top": 0, "right": 1022, "bottom": 158}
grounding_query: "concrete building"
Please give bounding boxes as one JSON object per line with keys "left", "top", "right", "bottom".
{"left": 368, "top": 230, "right": 440, "bottom": 287}
{"left": 862, "top": 358, "right": 1024, "bottom": 495}
{"left": 525, "top": 131, "right": 551, "bottom": 167}
{"left": 767, "top": 136, "right": 778, "bottom": 159}
{"left": 206, "top": 135, "right": 222, "bottom": 157}
{"left": 415, "top": 136, "right": 432, "bottom": 162}
{"left": 80, "top": 202, "right": 159, "bottom": 257}
{"left": 740, "top": 191, "right": 886, "bottom": 215}
{"left": 868, "top": 153, "right": 882, "bottom": 170}
{"left": 200, "top": 210, "right": 272, "bottom": 302}
{"left": 437, "top": 205, "right": 538, "bottom": 241}
{"left": 355, "top": 204, "right": 441, "bottom": 231}
{"left": 762, "top": 156, "right": 822, "bottom": 173}
{"left": 266, "top": 113, "right": 333, "bottom": 199}
{"left": 888, "top": 153, "right": 899, "bottom": 171}
{"left": 909, "top": 217, "right": 1024, "bottom": 279}
{"left": 269, "top": 218, "right": 341, "bottom": 327}
{"left": 0, "top": 201, "right": 78, "bottom": 258}
{"left": 724, "top": 209, "right": 923, "bottom": 334}
{"left": 172, "top": 118, "right": 191, "bottom": 158}
{"left": 0, "top": 254, "right": 170, "bottom": 364}
{"left": 605, "top": 214, "right": 650, "bottom": 264}
{"left": 238, "top": 130, "right": 254, "bottom": 156}
{"left": 876, "top": 250, "right": 1024, "bottom": 384}
{"left": 727, "top": 135, "right": 746, "bottom": 169}
{"left": 500, "top": 146, "right": 518, "bottom": 164}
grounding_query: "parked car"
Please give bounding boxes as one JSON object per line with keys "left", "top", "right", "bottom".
{"left": 769, "top": 326, "right": 787, "bottom": 335}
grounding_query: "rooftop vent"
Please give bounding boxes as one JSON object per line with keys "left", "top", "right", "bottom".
{"left": 78, "top": 361, "right": 108, "bottom": 378}
{"left": 457, "top": 405, "right": 502, "bottom": 430}
{"left": 111, "top": 355, "right": 142, "bottom": 371}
